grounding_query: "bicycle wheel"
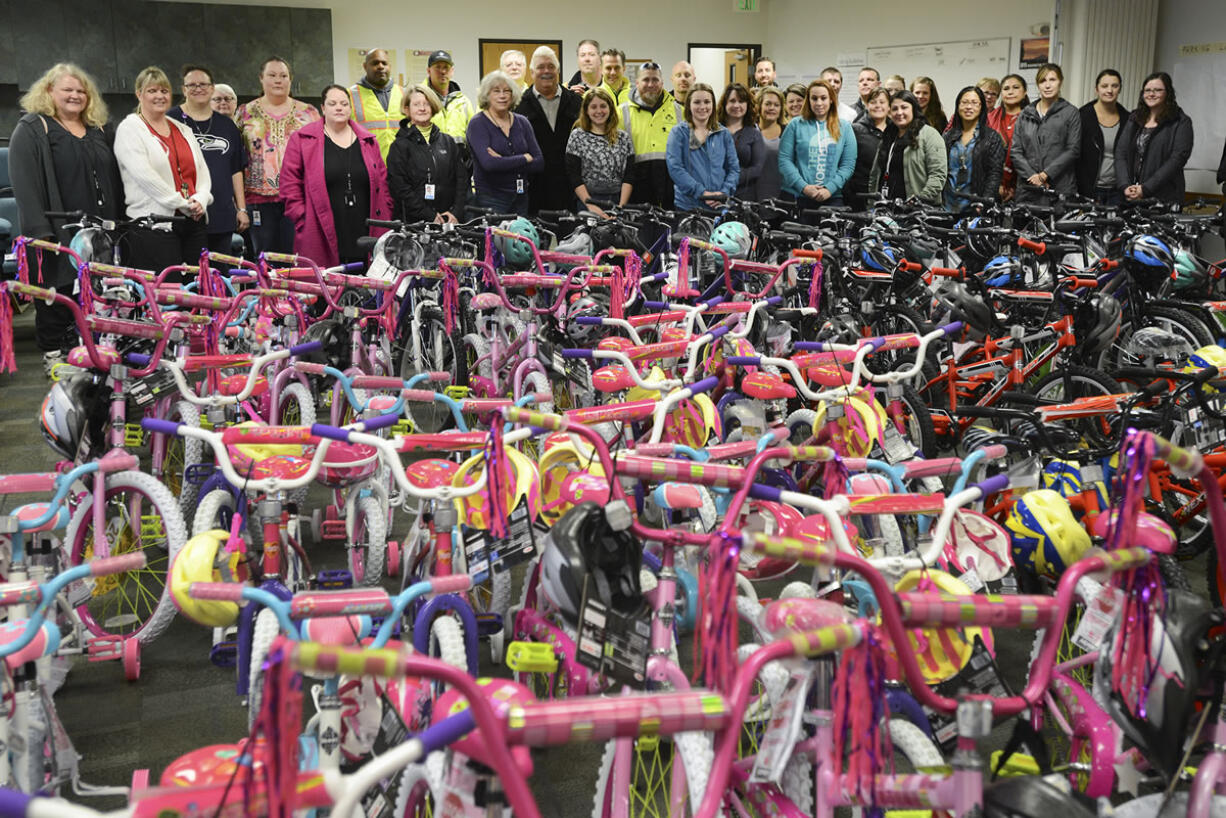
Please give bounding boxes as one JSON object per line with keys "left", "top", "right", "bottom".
{"left": 403, "top": 307, "right": 467, "bottom": 433}
{"left": 1103, "top": 305, "right": 1216, "bottom": 370}
{"left": 349, "top": 496, "right": 387, "bottom": 588}
{"left": 66, "top": 470, "right": 187, "bottom": 645}
{"left": 391, "top": 752, "right": 446, "bottom": 818}
{"left": 246, "top": 606, "right": 280, "bottom": 731}
{"left": 151, "top": 400, "right": 204, "bottom": 529}
{"left": 885, "top": 384, "right": 938, "bottom": 457}
{"left": 1027, "top": 364, "right": 1123, "bottom": 446}
{"left": 452, "top": 533, "right": 512, "bottom": 662}
{"left": 461, "top": 333, "right": 493, "bottom": 396}
{"left": 591, "top": 729, "right": 713, "bottom": 818}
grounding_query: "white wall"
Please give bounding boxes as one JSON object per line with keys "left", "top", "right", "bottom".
{"left": 1155, "top": 0, "right": 1226, "bottom": 193}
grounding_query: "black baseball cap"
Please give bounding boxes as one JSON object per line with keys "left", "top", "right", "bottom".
{"left": 428, "top": 50, "right": 454, "bottom": 67}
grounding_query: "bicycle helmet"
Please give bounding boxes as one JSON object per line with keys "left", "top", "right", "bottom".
{"left": 1182, "top": 344, "right": 1226, "bottom": 390}
{"left": 366, "top": 232, "right": 424, "bottom": 286}
{"left": 710, "top": 221, "right": 752, "bottom": 260}
{"left": 858, "top": 237, "right": 900, "bottom": 273}
{"left": 1172, "top": 248, "right": 1208, "bottom": 291}
{"left": 1073, "top": 293, "right": 1122, "bottom": 360}
{"left": 983, "top": 775, "right": 1097, "bottom": 818}
{"left": 1041, "top": 459, "right": 1108, "bottom": 512}
{"left": 811, "top": 394, "right": 886, "bottom": 458}
{"left": 1093, "top": 588, "right": 1223, "bottom": 782}
{"left": 565, "top": 294, "right": 608, "bottom": 343}
{"left": 40, "top": 374, "right": 102, "bottom": 460}
{"left": 451, "top": 445, "right": 542, "bottom": 531}
{"left": 1124, "top": 234, "right": 1174, "bottom": 272}
{"left": 1124, "top": 326, "right": 1193, "bottom": 364}
{"left": 962, "top": 217, "right": 999, "bottom": 262}
{"left": 168, "top": 530, "right": 247, "bottom": 627}
{"left": 68, "top": 225, "right": 115, "bottom": 267}
{"left": 1005, "top": 489, "right": 1091, "bottom": 581}
{"left": 982, "top": 255, "right": 1022, "bottom": 288}
{"left": 537, "top": 501, "right": 643, "bottom": 621}
{"left": 937, "top": 283, "right": 996, "bottom": 339}
{"left": 496, "top": 218, "right": 540, "bottom": 268}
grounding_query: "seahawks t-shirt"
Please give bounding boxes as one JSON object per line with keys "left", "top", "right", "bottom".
{"left": 169, "top": 107, "right": 249, "bottom": 234}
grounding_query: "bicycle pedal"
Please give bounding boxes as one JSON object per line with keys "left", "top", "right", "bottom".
{"left": 392, "top": 420, "right": 413, "bottom": 436}
{"left": 636, "top": 734, "right": 660, "bottom": 752}
{"left": 319, "top": 520, "right": 348, "bottom": 540}
{"left": 209, "top": 640, "right": 238, "bottom": 668}
{"left": 317, "top": 569, "right": 352, "bottom": 589}
{"left": 444, "top": 385, "right": 470, "bottom": 401}
{"left": 474, "top": 612, "right": 504, "bottom": 637}
{"left": 504, "top": 641, "right": 558, "bottom": 674}
{"left": 140, "top": 515, "right": 166, "bottom": 539}
{"left": 124, "top": 423, "right": 146, "bottom": 448}
{"left": 85, "top": 635, "right": 124, "bottom": 662}
{"left": 988, "top": 750, "right": 1039, "bottom": 777}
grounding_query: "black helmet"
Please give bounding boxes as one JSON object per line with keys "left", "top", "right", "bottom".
{"left": 1073, "top": 293, "right": 1121, "bottom": 359}
{"left": 299, "top": 317, "right": 351, "bottom": 371}
{"left": 537, "top": 502, "right": 643, "bottom": 621}
{"left": 938, "top": 283, "right": 997, "bottom": 339}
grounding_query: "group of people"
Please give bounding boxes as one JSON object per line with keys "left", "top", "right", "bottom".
{"left": 6, "top": 45, "right": 1224, "bottom": 372}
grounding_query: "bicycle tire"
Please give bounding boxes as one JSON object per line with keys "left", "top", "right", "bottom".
{"left": 1027, "top": 364, "right": 1124, "bottom": 446}
{"left": 403, "top": 307, "right": 467, "bottom": 433}
{"left": 152, "top": 399, "right": 203, "bottom": 529}
{"left": 246, "top": 606, "right": 280, "bottom": 731}
{"left": 1102, "top": 305, "right": 1216, "bottom": 370}
{"left": 461, "top": 333, "right": 493, "bottom": 395}
{"left": 391, "top": 752, "right": 446, "bottom": 818}
{"left": 349, "top": 496, "right": 387, "bottom": 588}
{"left": 452, "top": 532, "right": 512, "bottom": 663}
{"left": 66, "top": 470, "right": 186, "bottom": 645}
{"left": 590, "top": 729, "right": 713, "bottom": 818}
{"left": 428, "top": 615, "right": 468, "bottom": 672}
{"left": 276, "top": 382, "right": 316, "bottom": 509}
{"left": 889, "top": 384, "right": 938, "bottom": 458}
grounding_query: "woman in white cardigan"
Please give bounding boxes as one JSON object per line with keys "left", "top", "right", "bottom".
{"left": 114, "top": 66, "right": 212, "bottom": 280}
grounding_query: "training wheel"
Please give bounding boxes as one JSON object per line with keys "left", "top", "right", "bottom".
{"left": 387, "top": 541, "right": 401, "bottom": 577}
{"left": 123, "top": 636, "right": 141, "bottom": 681}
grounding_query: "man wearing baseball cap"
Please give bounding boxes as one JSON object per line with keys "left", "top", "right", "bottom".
{"left": 423, "top": 50, "right": 475, "bottom": 147}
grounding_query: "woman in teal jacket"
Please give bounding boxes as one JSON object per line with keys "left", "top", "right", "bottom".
{"left": 665, "top": 83, "right": 739, "bottom": 211}
{"left": 778, "top": 78, "right": 856, "bottom": 220}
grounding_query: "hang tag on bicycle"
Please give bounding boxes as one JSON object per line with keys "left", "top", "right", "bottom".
{"left": 575, "top": 576, "right": 649, "bottom": 687}
{"left": 126, "top": 367, "right": 178, "bottom": 409}
{"left": 1071, "top": 585, "right": 1125, "bottom": 654}
{"left": 750, "top": 662, "right": 817, "bottom": 784}
{"left": 926, "top": 635, "right": 1011, "bottom": 750}
{"left": 879, "top": 424, "right": 917, "bottom": 465}
{"left": 958, "top": 564, "right": 985, "bottom": 592}
{"left": 1007, "top": 455, "right": 1041, "bottom": 490}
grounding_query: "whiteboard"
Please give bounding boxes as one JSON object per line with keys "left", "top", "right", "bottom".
{"left": 865, "top": 38, "right": 1012, "bottom": 112}
{"left": 1173, "top": 50, "right": 1226, "bottom": 194}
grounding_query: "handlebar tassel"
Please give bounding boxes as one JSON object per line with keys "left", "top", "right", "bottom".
{"left": 807, "top": 258, "right": 824, "bottom": 311}
{"left": 485, "top": 424, "right": 511, "bottom": 540}
{"left": 0, "top": 283, "right": 15, "bottom": 374}
{"left": 247, "top": 641, "right": 303, "bottom": 818}
{"left": 697, "top": 531, "right": 741, "bottom": 692}
{"left": 832, "top": 626, "right": 891, "bottom": 806}
{"left": 441, "top": 270, "right": 459, "bottom": 335}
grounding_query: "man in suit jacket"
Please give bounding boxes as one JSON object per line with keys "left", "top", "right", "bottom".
{"left": 516, "top": 46, "right": 582, "bottom": 213}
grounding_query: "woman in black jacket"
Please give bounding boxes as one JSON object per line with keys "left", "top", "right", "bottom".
{"left": 386, "top": 86, "right": 469, "bottom": 223}
{"left": 1115, "top": 72, "right": 1193, "bottom": 206}
{"left": 943, "top": 86, "right": 1006, "bottom": 212}
{"left": 8, "top": 62, "right": 123, "bottom": 376}
{"left": 846, "top": 87, "right": 890, "bottom": 211}
{"left": 1076, "top": 69, "right": 1128, "bottom": 204}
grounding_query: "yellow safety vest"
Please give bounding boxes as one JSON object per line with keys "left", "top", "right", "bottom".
{"left": 620, "top": 92, "right": 681, "bottom": 163}
{"left": 349, "top": 83, "right": 403, "bottom": 159}
{"left": 428, "top": 86, "right": 476, "bottom": 144}
{"left": 599, "top": 79, "right": 632, "bottom": 108}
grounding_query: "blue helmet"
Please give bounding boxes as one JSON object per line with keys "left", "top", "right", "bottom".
{"left": 982, "top": 255, "right": 1022, "bottom": 288}
{"left": 1124, "top": 234, "right": 1173, "bottom": 271}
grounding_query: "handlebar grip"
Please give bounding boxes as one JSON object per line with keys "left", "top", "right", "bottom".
{"left": 562, "top": 348, "right": 594, "bottom": 359}
{"left": 864, "top": 337, "right": 887, "bottom": 352}
{"left": 765, "top": 295, "right": 783, "bottom": 306}
{"left": 428, "top": 371, "right": 453, "bottom": 383}
{"left": 980, "top": 444, "right": 1009, "bottom": 460}
{"left": 342, "top": 262, "right": 365, "bottom": 272}
{"left": 642, "top": 300, "right": 669, "bottom": 309}
{"left": 928, "top": 266, "right": 961, "bottom": 277}
{"left": 125, "top": 352, "right": 153, "bottom": 367}
{"left": 707, "top": 324, "right": 731, "bottom": 340}
{"left": 310, "top": 423, "right": 350, "bottom": 442}
{"left": 749, "top": 483, "right": 783, "bottom": 502}
{"left": 188, "top": 582, "right": 245, "bottom": 602}
{"left": 0, "top": 789, "right": 33, "bottom": 817}
{"left": 141, "top": 418, "right": 182, "bottom": 436}
{"left": 941, "top": 321, "right": 963, "bottom": 335}
{"left": 725, "top": 356, "right": 761, "bottom": 366}
{"left": 90, "top": 553, "right": 147, "bottom": 576}
{"left": 688, "top": 376, "right": 719, "bottom": 395}
{"left": 362, "top": 412, "right": 401, "bottom": 430}
{"left": 1017, "top": 237, "right": 1046, "bottom": 253}
{"left": 791, "top": 248, "right": 823, "bottom": 260}
{"left": 792, "top": 341, "right": 824, "bottom": 351}
{"left": 972, "top": 474, "right": 1010, "bottom": 497}
{"left": 575, "top": 316, "right": 605, "bottom": 325}
{"left": 432, "top": 575, "right": 474, "bottom": 594}
{"left": 898, "top": 261, "right": 923, "bottom": 273}
{"left": 289, "top": 339, "right": 324, "bottom": 356}
{"left": 700, "top": 295, "right": 725, "bottom": 309}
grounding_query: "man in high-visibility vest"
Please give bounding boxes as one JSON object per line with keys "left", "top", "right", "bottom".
{"left": 349, "top": 48, "right": 403, "bottom": 160}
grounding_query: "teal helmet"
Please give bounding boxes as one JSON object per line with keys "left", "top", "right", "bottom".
{"left": 1172, "top": 248, "right": 1207, "bottom": 290}
{"left": 497, "top": 218, "right": 540, "bottom": 267}
{"left": 710, "top": 221, "right": 751, "bottom": 259}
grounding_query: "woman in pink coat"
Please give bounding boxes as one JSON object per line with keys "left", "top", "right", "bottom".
{"left": 281, "top": 85, "right": 393, "bottom": 267}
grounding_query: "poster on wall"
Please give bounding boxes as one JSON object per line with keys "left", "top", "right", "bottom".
{"left": 347, "top": 48, "right": 436, "bottom": 88}
{"left": 1018, "top": 37, "right": 1050, "bottom": 68}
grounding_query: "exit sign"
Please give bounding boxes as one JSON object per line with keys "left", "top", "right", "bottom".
{"left": 734, "top": 0, "right": 758, "bottom": 11}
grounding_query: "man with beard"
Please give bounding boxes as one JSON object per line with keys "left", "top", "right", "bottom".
{"left": 620, "top": 62, "right": 681, "bottom": 207}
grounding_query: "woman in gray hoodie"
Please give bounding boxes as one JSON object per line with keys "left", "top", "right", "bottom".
{"left": 1010, "top": 63, "right": 1080, "bottom": 205}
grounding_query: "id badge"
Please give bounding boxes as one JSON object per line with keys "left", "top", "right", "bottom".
{"left": 251, "top": 209, "right": 262, "bottom": 226}
{"left": 424, "top": 183, "right": 436, "bottom": 201}
{"left": 516, "top": 177, "right": 525, "bottom": 195}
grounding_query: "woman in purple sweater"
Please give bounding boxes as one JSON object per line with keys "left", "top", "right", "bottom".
{"left": 465, "top": 70, "right": 543, "bottom": 215}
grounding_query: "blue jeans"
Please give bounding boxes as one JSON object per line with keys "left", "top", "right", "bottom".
{"left": 473, "top": 190, "right": 529, "bottom": 217}
{"left": 249, "top": 201, "right": 295, "bottom": 256}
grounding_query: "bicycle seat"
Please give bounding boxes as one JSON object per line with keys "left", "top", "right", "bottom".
{"left": 9, "top": 502, "right": 71, "bottom": 533}
{"left": 160, "top": 739, "right": 267, "bottom": 788}
{"left": 218, "top": 374, "right": 269, "bottom": 398}
{"left": 741, "top": 371, "right": 796, "bottom": 400}
{"left": 405, "top": 458, "right": 459, "bottom": 489}
{"left": 67, "top": 344, "right": 121, "bottom": 372}
{"left": 470, "top": 293, "right": 503, "bottom": 311}
{"left": 592, "top": 364, "right": 636, "bottom": 393}
{"left": 433, "top": 677, "right": 535, "bottom": 778}
{"left": 0, "top": 617, "right": 61, "bottom": 669}
{"left": 366, "top": 395, "right": 399, "bottom": 413}
{"left": 802, "top": 361, "right": 857, "bottom": 388}
{"left": 298, "top": 615, "right": 373, "bottom": 646}
{"left": 227, "top": 441, "right": 314, "bottom": 482}
{"left": 760, "top": 597, "right": 852, "bottom": 639}
{"left": 789, "top": 512, "right": 859, "bottom": 545}
{"left": 596, "top": 336, "right": 636, "bottom": 354}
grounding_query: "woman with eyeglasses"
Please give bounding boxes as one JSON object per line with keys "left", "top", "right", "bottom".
{"left": 719, "top": 82, "right": 764, "bottom": 201}
{"left": 170, "top": 64, "right": 249, "bottom": 252}
{"left": 943, "top": 86, "right": 1006, "bottom": 212}
{"left": 1010, "top": 63, "right": 1080, "bottom": 204}
{"left": 1075, "top": 69, "right": 1129, "bottom": 205}
{"left": 211, "top": 84, "right": 238, "bottom": 118}
{"left": 665, "top": 82, "right": 739, "bottom": 212}
{"left": 1115, "top": 72, "right": 1193, "bottom": 206}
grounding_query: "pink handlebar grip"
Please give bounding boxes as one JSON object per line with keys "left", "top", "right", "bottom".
{"left": 401, "top": 389, "right": 439, "bottom": 402}
{"left": 428, "top": 371, "right": 454, "bottom": 383}
{"left": 431, "top": 575, "right": 474, "bottom": 594}
{"left": 90, "top": 553, "right": 147, "bottom": 576}
{"left": 188, "top": 582, "right": 245, "bottom": 601}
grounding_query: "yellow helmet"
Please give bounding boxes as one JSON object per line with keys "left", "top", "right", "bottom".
{"left": 169, "top": 530, "right": 247, "bottom": 627}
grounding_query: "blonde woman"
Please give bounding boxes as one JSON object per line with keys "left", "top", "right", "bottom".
{"left": 8, "top": 62, "right": 123, "bottom": 373}
{"left": 565, "top": 87, "right": 634, "bottom": 217}
{"left": 235, "top": 56, "right": 320, "bottom": 254}
{"left": 114, "top": 66, "right": 212, "bottom": 278}
{"left": 755, "top": 85, "right": 787, "bottom": 199}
